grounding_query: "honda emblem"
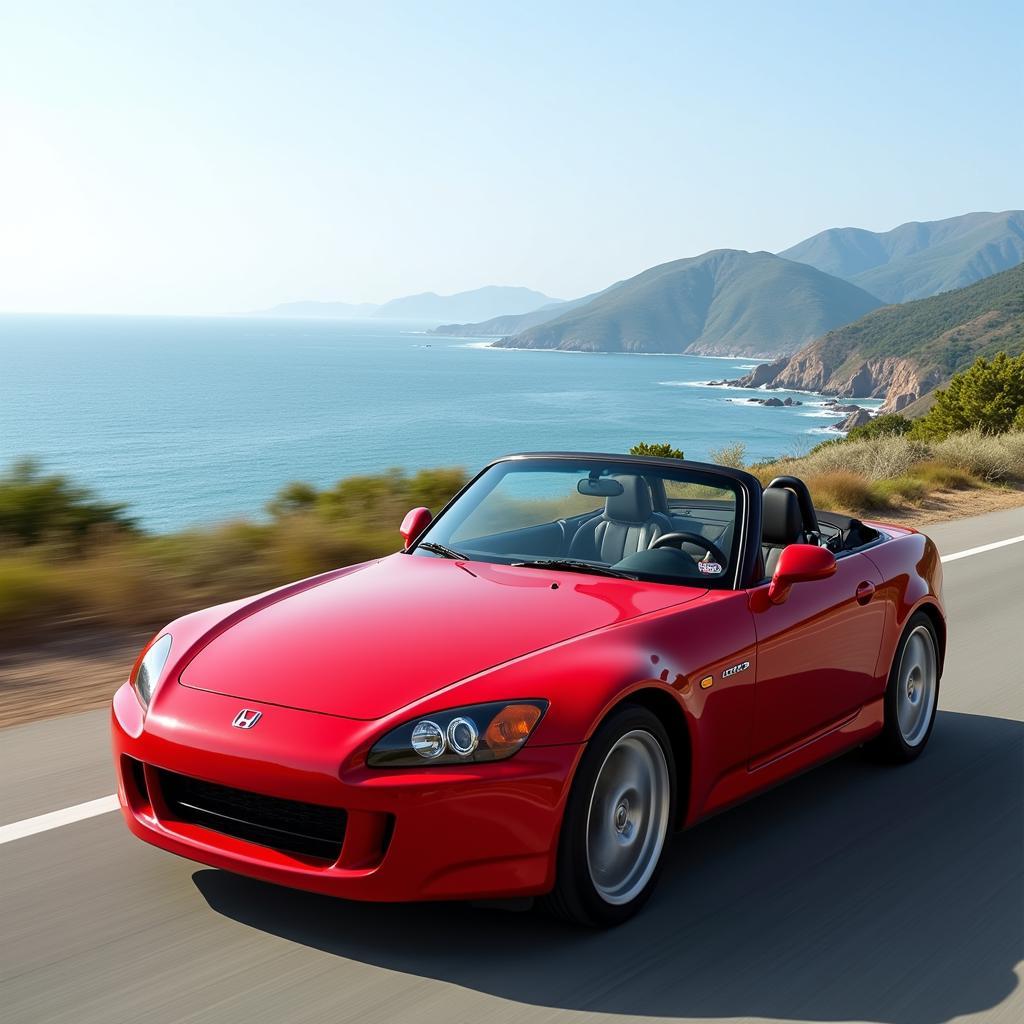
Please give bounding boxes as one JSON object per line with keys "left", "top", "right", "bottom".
{"left": 232, "top": 708, "right": 262, "bottom": 729}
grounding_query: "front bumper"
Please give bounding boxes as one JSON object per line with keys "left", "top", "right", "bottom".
{"left": 111, "top": 682, "right": 582, "bottom": 901}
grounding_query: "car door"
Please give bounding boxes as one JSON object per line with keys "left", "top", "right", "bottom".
{"left": 747, "top": 549, "right": 887, "bottom": 765}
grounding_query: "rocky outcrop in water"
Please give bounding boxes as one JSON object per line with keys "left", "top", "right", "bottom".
{"left": 834, "top": 408, "right": 874, "bottom": 431}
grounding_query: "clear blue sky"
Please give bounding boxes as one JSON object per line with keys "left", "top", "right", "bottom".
{"left": 1, "top": 0, "right": 1021, "bottom": 314}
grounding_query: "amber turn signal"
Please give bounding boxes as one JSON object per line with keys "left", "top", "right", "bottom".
{"left": 485, "top": 704, "right": 543, "bottom": 751}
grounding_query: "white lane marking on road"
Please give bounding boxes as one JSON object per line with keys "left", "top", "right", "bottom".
{"left": 0, "top": 794, "right": 119, "bottom": 845}
{"left": 0, "top": 534, "right": 1021, "bottom": 846}
{"left": 940, "top": 534, "right": 1024, "bottom": 563}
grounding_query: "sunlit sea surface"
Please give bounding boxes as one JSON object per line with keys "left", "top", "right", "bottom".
{"left": 0, "top": 315, "right": 880, "bottom": 531}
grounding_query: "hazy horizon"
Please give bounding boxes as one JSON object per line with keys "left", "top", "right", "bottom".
{"left": 2, "top": 1, "right": 1022, "bottom": 316}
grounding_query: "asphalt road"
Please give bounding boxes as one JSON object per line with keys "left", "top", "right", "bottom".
{"left": 3, "top": 506, "right": 1022, "bottom": 1024}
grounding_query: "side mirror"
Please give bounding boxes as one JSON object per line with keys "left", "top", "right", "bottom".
{"left": 400, "top": 507, "right": 432, "bottom": 549}
{"left": 768, "top": 544, "right": 836, "bottom": 604}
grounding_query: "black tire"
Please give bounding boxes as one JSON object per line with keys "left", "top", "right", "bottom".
{"left": 541, "top": 704, "right": 676, "bottom": 927}
{"left": 874, "top": 611, "right": 941, "bottom": 763}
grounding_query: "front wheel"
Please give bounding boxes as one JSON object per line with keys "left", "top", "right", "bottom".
{"left": 875, "top": 611, "right": 940, "bottom": 762}
{"left": 543, "top": 705, "right": 676, "bottom": 927}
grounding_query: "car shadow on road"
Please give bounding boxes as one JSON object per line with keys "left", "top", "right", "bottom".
{"left": 195, "top": 710, "right": 1022, "bottom": 1024}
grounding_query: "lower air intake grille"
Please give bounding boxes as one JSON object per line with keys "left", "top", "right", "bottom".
{"left": 156, "top": 768, "right": 346, "bottom": 862}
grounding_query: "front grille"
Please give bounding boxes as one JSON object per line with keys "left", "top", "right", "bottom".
{"left": 156, "top": 768, "right": 346, "bottom": 862}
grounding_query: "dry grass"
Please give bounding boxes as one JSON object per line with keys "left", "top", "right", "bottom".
{"left": 800, "top": 472, "right": 875, "bottom": 514}
{"left": 930, "top": 430, "right": 1024, "bottom": 481}
{"left": 749, "top": 431, "right": 1024, "bottom": 518}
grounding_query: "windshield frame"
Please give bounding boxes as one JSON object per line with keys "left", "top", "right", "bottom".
{"left": 408, "top": 452, "right": 762, "bottom": 590}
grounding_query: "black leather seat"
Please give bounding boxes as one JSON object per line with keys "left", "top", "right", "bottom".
{"left": 569, "top": 477, "right": 672, "bottom": 564}
{"left": 761, "top": 487, "right": 807, "bottom": 576}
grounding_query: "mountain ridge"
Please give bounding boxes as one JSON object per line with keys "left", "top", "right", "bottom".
{"left": 491, "top": 249, "right": 882, "bottom": 358}
{"left": 780, "top": 210, "right": 1024, "bottom": 303}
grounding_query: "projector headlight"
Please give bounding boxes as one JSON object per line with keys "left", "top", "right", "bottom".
{"left": 367, "top": 700, "right": 547, "bottom": 767}
{"left": 130, "top": 633, "right": 172, "bottom": 707}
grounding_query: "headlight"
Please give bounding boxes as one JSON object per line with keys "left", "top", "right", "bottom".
{"left": 367, "top": 701, "right": 547, "bottom": 767}
{"left": 130, "top": 634, "right": 172, "bottom": 707}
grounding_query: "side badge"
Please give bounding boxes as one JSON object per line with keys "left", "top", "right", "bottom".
{"left": 722, "top": 661, "right": 751, "bottom": 679}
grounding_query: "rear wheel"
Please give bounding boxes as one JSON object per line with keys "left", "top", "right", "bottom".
{"left": 543, "top": 705, "right": 675, "bottom": 927}
{"left": 875, "top": 612, "right": 940, "bottom": 762}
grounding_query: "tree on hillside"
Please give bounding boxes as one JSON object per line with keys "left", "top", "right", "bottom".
{"left": 630, "top": 442, "right": 685, "bottom": 459}
{"left": 913, "top": 353, "right": 1024, "bottom": 439}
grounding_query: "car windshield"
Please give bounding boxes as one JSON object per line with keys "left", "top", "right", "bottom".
{"left": 413, "top": 458, "right": 741, "bottom": 587}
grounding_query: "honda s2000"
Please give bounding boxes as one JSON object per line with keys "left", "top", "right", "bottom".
{"left": 112, "top": 453, "right": 945, "bottom": 926}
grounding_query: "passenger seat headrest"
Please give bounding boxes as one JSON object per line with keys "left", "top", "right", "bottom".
{"left": 605, "top": 476, "right": 654, "bottom": 524}
{"left": 762, "top": 487, "right": 804, "bottom": 545}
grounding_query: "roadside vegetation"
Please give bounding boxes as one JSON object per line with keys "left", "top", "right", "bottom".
{"left": 3, "top": 354, "right": 1022, "bottom": 643}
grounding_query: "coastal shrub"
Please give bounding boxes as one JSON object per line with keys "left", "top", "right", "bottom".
{"left": 913, "top": 353, "right": 1024, "bottom": 440}
{"left": 265, "top": 517, "right": 396, "bottom": 582}
{"left": 266, "top": 481, "right": 318, "bottom": 518}
{"left": 0, "top": 459, "right": 136, "bottom": 547}
{"left": 844, "top": 413, "right": 913, "bottom": 442}
{"left": 708, "top": 441, "right": 747, "bottom": 468}
{"left": 630, "top": 442, "right": 685, "bottom": 460}
{"left": 911, "top": 461, "right": 980, "bottom": 490}
{"left": 312, "top": 467, "right": 467, "bottom": 526}
{"left": 60, "top": 543, "right": 187, "bottom": 628}
{"left": 796, "top": 435, "right": 931, "bottom": 482}
{"left": 0, "top": 556, "right": 74, "bottom": 638}
{"left": 931, "top": 429, "right": 1024, "bottom": 481}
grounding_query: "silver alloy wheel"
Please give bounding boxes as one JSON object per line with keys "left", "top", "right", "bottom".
{"left": 896, "top": 625, "right": 938, "bottom": 747}
{"left": 585, "top": 729, "right": 671, "bottom": 905}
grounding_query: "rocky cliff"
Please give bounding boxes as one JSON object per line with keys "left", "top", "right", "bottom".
{"left": 732, "top": 347, "right": 941, "bottom": 413}
{"left": 727, "top": 263, "right": 1024, "bottom": 413}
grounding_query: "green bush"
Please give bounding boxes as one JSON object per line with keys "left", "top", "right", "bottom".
{"left": 845, "top": 413, "right": 913, "bottom": 441}
{"left": 630, "top": 442, "right": 685, "bottom": 459}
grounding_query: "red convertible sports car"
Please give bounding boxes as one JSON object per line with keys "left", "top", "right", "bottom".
{"left": 112, "top": 452, "right": 945, "bottom": 926}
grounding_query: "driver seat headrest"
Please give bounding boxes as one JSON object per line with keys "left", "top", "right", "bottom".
{"left": 605, "top": 476, "right": 654, "bottom": 524}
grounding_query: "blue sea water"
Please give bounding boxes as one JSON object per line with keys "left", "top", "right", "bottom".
{"left": 0, "top": 315, "right": 877, "bottom": 532}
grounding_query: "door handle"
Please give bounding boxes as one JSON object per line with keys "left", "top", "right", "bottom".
{"left": 856, "top": 581, "right": 876, "bottom": 605}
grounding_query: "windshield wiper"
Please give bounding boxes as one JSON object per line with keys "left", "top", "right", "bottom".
{"left": 418, "top": 541, "right": 471, "bottom": 560}
{"left": 511, "top": 558, "right": 637, "bottom": 580}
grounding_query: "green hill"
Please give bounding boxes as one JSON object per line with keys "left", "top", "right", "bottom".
{"left": 780, "top": 210, "right": 1024, "bottom": 304}
{"left": 735, "top": 263, "right": 1024, "bottom": 411}
{"left": 492, "top": 250, "right": 882, "bottom": 357}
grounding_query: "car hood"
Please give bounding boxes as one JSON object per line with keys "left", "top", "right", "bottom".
{"left": 179, "top": 554, "right": 705, "bottom": 719}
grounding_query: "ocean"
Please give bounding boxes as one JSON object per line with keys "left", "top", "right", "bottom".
{"left": 0, "top": 315, "right": 878, "bottom": 532}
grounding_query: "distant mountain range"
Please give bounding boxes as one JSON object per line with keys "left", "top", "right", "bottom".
{"left": 779, "top": 210, "right": 1024, "bottom": 304}
{"left": 432, "top": 210, "right": 1024, "bottom": 358}
{"left": 253, "top": 286, "right": 559, "bottom": 324}
{"left": 257, "top": 211, "right": 1023, "bottom": 368}
{"left": 373, "top": 286, "right": 557, "bottom": 322}
{"left": 486, "top": 250, "right": 882, "bottom": 358}
{"left": 434, "top": 293, "right": 600, "bottom": 338}
{"left": 731, "top": 263, "right": 1024, "bottom": 412}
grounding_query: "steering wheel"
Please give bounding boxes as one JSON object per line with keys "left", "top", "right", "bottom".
{"left": 650, "top": 532, "right": 728, "bottom": 566}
